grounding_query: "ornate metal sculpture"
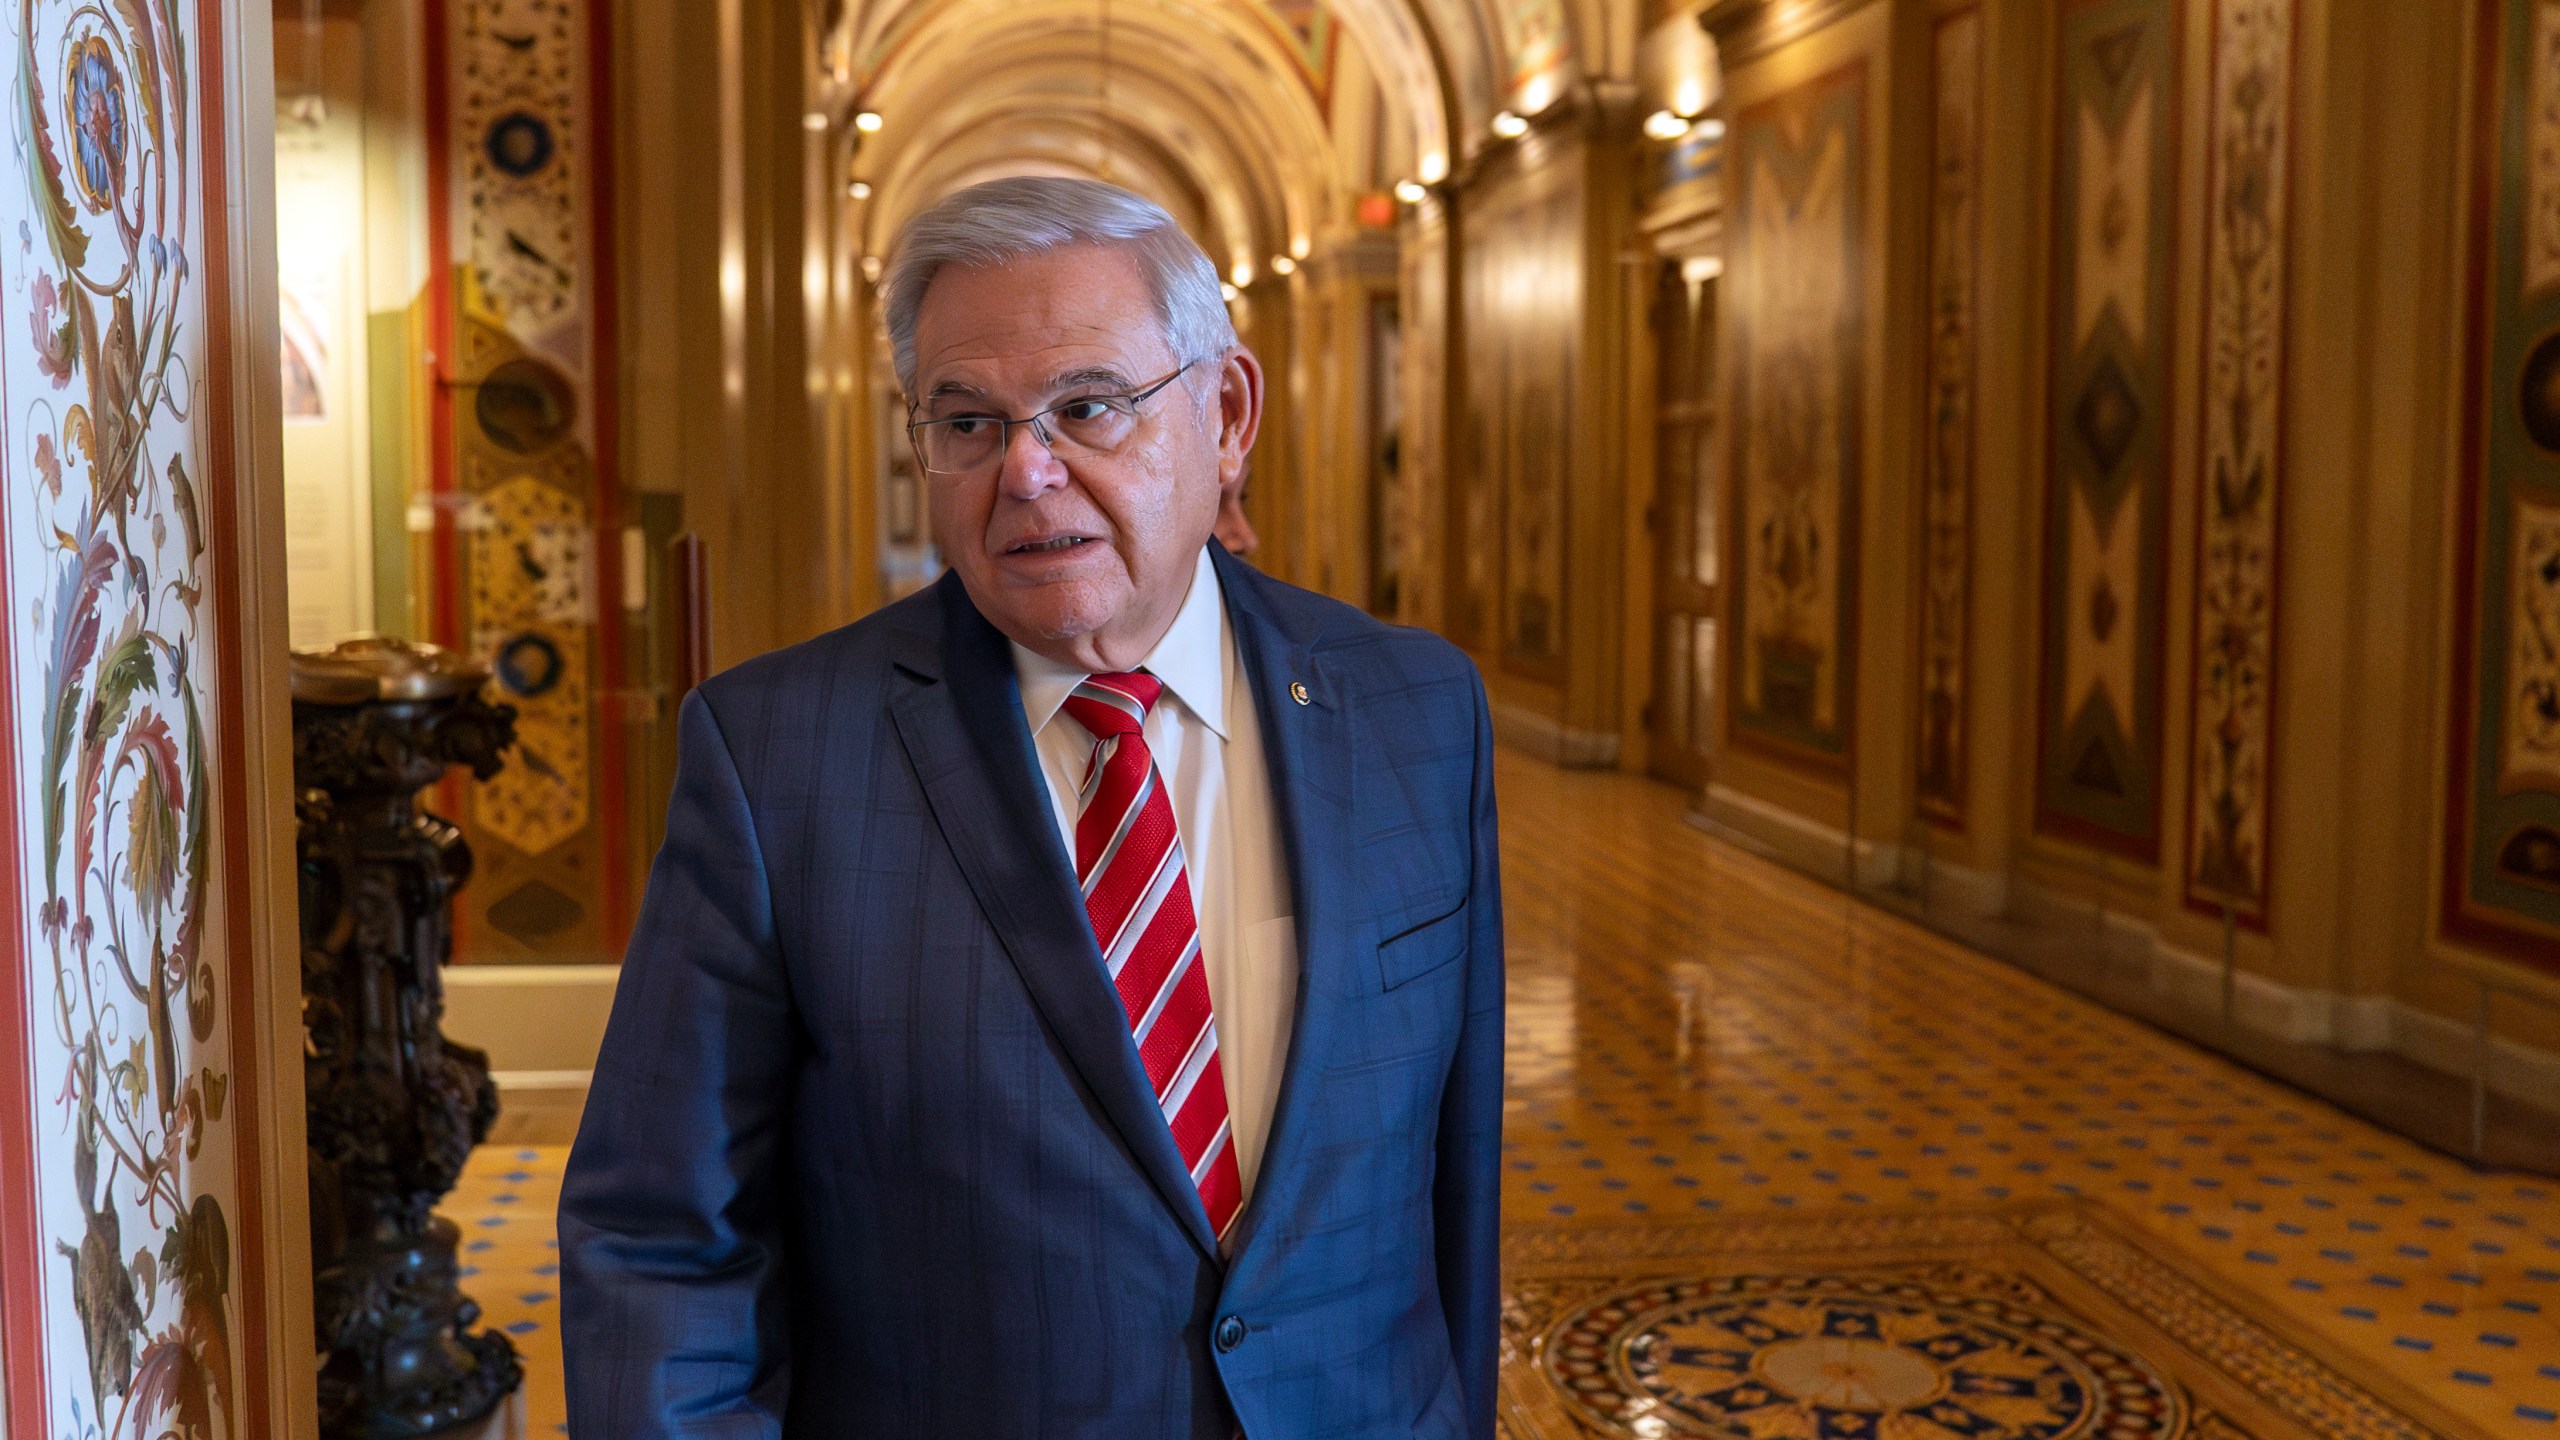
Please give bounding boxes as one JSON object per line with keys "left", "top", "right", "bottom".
{"left": 293, "top": 639, "right": 523, "bottom": 1438}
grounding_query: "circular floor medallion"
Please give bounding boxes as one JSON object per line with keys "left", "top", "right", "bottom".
{"left": 1540, "top": 1272, "right": 2187, "bottom": 1440}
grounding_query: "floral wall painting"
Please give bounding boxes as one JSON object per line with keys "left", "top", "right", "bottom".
{"left": 2185, "top": 0, "right": 2295, "bottom": 924}
{"left": 2448, "top": 0, "right": 2560, "bottom": 969}
{"left": 2, "top": 0, "right": 256, "bottom": 1431}
{"left": 1916, "top": 7, "right": 1982, "bottom": 828}
{"left": 2036, "top": 0, "right": 2178, "bottom": 860}
{"left": 1724, "top": 59, "right": 1866, "bottom": 771}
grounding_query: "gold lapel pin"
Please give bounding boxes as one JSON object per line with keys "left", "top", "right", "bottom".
{"left": 1290, "top": 680, "right": 1311, "bottom": 706}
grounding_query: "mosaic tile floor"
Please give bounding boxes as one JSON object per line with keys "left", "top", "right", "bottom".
{"left": 440, "top": 750, "right": 2560, "bottom": 1436}
{"left": 445, "top": 1144, "right": 567, "bottom": 1437}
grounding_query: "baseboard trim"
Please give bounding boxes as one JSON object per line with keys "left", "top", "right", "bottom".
{"left": 1999, "top": 873, "right": 2560, "bottom": 1106}
{"left": 1491, "top": 700, "right": 1621, "bottom": 769}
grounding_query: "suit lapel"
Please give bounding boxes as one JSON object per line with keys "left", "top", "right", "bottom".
{"left": 887, "top": 575, "right": 1222, "bottom": 1263}
{"left": 1209, "top": 546, "right": 1357, "bottom": 1264}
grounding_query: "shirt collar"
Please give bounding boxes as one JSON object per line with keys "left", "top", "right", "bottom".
{"left": 1011, "top": 544, "right": 1230, "bottom": 741}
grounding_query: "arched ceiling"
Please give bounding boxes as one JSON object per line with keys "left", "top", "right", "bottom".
{"left": 832, "top": 0, "right": 1613, "bottom": 269}
{"left": 853, "top": 0, "right": 1335, "bottom": 274}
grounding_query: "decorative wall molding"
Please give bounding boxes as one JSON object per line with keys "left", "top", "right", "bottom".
{"left": 1916, "top": 6, "right": 1983, "bottom": 829}
{"left": 2036, "top": 0, "right": 2180, "bottom": 861}
{"left": 2184, "top": 0, "right": 2296, "bottom": 925}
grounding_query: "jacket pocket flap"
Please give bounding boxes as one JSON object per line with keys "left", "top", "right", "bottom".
{"left": 1376, "top": 901, "right": 1467, "bottom": 990}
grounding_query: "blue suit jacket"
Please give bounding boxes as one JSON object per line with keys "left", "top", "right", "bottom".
{"left": 559, "top": 545, "right": 1504, "bottom": 1437}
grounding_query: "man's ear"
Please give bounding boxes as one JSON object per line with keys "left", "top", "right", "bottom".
{"left": 1214, "top": 348, "right": 1264, "bottom": 489}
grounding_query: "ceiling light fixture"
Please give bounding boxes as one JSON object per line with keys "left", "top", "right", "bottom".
{"left": 854, "top": 110, "right": 884, "bottom": 133}
{"left": 1394, "top": 179, "right": 1427, "bottom": 204}
{"left": 803, "top": 111, "right": 831, "bottom": 132}
{"left": 1290, "top": 234, "right": 1311, "bottom": 260}
{"left": 1220, "top": 282, "right": 1241, "bottom": 302}
{"left": 1491, "top": 110, "right": 1527, "bottom": 139}
{"left": 1231, "top": 260, "right": 1255, "bottom": 287}
{"left": 847, "top": 180, "right": 872, "bottom": 199}
{"left": 1643, "top": 109, "right": 1692, "bottom": 141}
{"left": 1418, "top": 151, "right": 1448, "bottom": 184}
{"left": 1270, "top": 255, "right": 1296, "bottom": 276}
{"left": 1697, "top": 117, "right": 1728, "bottom": 142}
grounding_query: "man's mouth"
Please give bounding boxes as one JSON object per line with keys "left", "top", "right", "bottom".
{"left": 1007, "top": 536, "right": 1092, "bottom": 555}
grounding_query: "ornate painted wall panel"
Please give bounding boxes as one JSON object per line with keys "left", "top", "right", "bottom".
{"left": 0, "top": 0, "right": 259, "bottom": 1431}
{"left": 2036, "top": 0, "right": 2179, "bottom": 859}
{"left": 1917, "top": 7, "right": 1982, "bottom": 827}
{"left": 434, "top": 0, "right": 626, "bottom": 960}
{"left": 2447, "top": 0, "right": 2560, "bottom": 967}
{"left": 1724, "top": 61, "right": 1866, "bottom": 769}
{"left": 2184, "top": 0, "right": 2294, "bottom": 922}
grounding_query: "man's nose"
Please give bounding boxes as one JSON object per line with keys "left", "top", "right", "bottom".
{"left": 996, "top": 418, "right": 1070, "bottom": 498}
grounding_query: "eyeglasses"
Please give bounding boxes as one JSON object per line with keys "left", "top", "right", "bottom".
{"left": 906, "top": 361, "right": 1198, "bottom": 476}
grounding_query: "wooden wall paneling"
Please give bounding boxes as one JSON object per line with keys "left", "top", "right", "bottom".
{"left": 1402, "top": 202, "right": 1452, "bottom": 633}
{"left": 2034, "top": 0, "right": 2182, "bottom": 861}
{"left": 2182, "top": 0, "right": 2296, "bottom": 927}
{"left": 1916, "top": 2, "right": 1984, "bottom": 829}
{"left": 2443, "top": 0, "right": 2560, "bottom": 973}
{"left": 1, "top": 0, "right": 311, "bottom": 1430}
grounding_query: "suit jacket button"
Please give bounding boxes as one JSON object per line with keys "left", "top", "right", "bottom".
{"left": 1214, "top": 1315, "right": 1246, "bottom": 1352}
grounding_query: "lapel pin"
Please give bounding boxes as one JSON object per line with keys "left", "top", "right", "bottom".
{"left": 1289, "top": 680, "right": 1311, "bottom": 706}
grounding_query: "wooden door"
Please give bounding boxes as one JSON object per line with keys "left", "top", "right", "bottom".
{"left": 1647, "top": 260, "right": 1722, "bottom": 788}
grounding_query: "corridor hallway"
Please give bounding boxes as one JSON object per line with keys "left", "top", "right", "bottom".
{"left": 444, "top": 751, "right": 2560, "bottom": 1438}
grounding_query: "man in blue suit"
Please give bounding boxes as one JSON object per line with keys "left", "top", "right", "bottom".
{"left": 559, "top": 176, "right": 1503, "bottom": 1437}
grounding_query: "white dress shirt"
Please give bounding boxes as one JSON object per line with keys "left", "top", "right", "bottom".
{"left": 1012, "top": 546, "right": 1300, "bottom": 1201}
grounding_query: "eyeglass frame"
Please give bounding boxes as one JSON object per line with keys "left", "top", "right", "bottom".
{"left": 903, "top": 359, "right": 1204, "bottom": 476}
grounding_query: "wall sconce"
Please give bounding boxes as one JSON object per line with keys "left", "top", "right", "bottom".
{"left": 1418, "top": 151, "right": 1448, "bottom": 184}
{"left": 1220, "top": 282, "right": 1241, "bottom": 302}
{"left": 1643, "top": 109, "right": 1691, "bottom": 141}
{"left": 1394, "top": 179, "right": 1427, "bottom": 204}
{"left": 802, "top": 111, "right": 830, "bottom": 132}
{"left": 1230, "top": 260, "right": 1255, "bottom": 287}
{"left": 1491, "top": 110, "right": 1528, "bottom": 139}
{"left": 847, "top": 180, "right": 872, "bottom": 200}
{"left": 1270, "top": 256, "right": 1297, "bottom": 276}
{"left": 1290, "top": 234, "right": 1311, "bottom": 260}
{"left": 854, "top": 110, "right": 884, "bottom": 133}
{"left": 1697, "top": 118, "right": 1727, "bottom": 142}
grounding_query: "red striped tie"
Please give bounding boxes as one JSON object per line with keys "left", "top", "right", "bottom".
{"left": 1060, "top": 672, "right": 1244, "bottom": 1242}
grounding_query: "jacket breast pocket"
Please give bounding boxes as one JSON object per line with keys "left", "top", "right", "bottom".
{"left": 1376, "top": 901, "right": 1468, "bottom": 991}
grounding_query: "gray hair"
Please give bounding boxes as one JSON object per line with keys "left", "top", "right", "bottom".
{"left": 883, "top": 176, "right": 1237, "bottom": 394}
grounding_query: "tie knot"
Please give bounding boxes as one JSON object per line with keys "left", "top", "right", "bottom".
{"left": 1062, "top": 671, "right": 1161, "bottom": 740}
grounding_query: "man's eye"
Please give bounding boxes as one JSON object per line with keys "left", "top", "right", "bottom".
{"left": 942, "top": 417, "right": 994, "bottom": 436}
{"left": 1057, "top": 399, "right": 1118, "bottom": 423}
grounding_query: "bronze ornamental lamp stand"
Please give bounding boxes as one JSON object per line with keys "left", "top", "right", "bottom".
{"left": 292, "top": 639, "right": 523, "bottom": 1438}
